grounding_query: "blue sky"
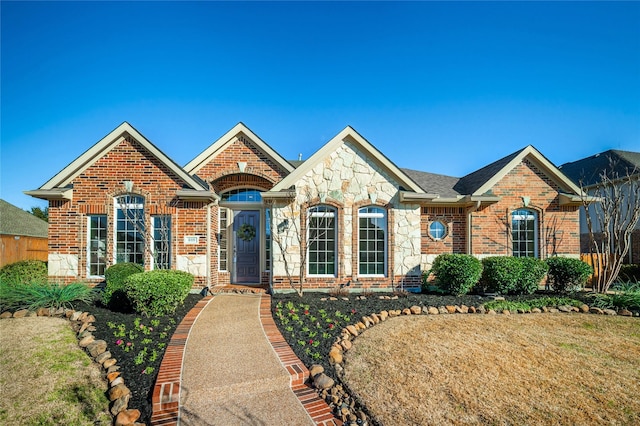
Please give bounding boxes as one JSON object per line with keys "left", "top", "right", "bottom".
{"left": 2, "top": 1, "right": 639, "bottom": 211}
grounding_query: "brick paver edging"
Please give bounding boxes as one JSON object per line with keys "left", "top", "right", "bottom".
{"left": 259, "top": 294, "right": 342, "bottom": 426}
{"left": 150, "top": 296, "right": 214, "bottom": 426}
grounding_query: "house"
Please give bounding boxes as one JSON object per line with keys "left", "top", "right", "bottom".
{"left": 560, "top": 150, "right": 640, "bottom": 264}
{"left": 26, "top": 122, "right": 585, "bottom": 292}
{"left": 0, "top": 199, "right": 49, "bottom": 267}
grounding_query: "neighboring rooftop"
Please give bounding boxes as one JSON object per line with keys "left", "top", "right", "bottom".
{"left": 560, "top": 149, "right": 640, "bottom": 187}
{"left": 0, "top": 199, "right": 48, "bottom": 238}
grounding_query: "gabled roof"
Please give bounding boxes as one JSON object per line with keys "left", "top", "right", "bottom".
{"left": 25, "top": 122, "right": 212, "bottom": 201}
{"left": 268, "top": 126, "right": 424, "bottom": 194}
{"left": 184, "top": 122, "right": 295, "bottom": 175}
{"left": 33, "top": 122, "right": 207, "bottom": 191}
{"left": 455, "top": 145, "right": 583, "bottom": 196}
{"left": 0, "top": 199, "right": 48, "bottom": 238}
{"left": 401, "top": 169, "right": 461, "bottom": 198}
{"left": 560, "top": 149, "right": 640, "bottom": 187}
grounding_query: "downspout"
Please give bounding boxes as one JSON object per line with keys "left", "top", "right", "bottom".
{"left": 466, "top": 201, "right": 481, "bottom": 255}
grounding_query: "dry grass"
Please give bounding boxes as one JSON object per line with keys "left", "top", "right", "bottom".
{"left": 344, "top": 314, "right": 640, "bottom": 425}
{"left": 0, "top": 317, "right": 111, "bottom": 425}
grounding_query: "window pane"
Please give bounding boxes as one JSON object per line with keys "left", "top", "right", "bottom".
{"left": 512, "top": 209, "right": 538, "bottom": 258}
{"left": 358, "top": 207, "right": 386, "bottom": 276}
{"left": 115, "top": 195, "right": 145, "bottom": 266}
{"left": 153, "top": 215, "right": 171, "bottom": 269}
{"left": 88, "top": 215, "right": 107, "bottom": 276}
{"left": 307, "top": 205, "right": 336, "bottom": 275}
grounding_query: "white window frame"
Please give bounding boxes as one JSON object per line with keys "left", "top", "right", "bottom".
{"left": 151, "top": 215, "right": 171, "bottom": 270}
{"left": 218, "top": 208, "right": 229, "bottom": 272}
{"left": 307, "top": 205, "right": 337, "bottom": 277}
{"left": 87, "top": 215, "right": 107, "bottom": 278}
{"left": 358, "top": 206, "right": 387, "bottom": 277}
{"left": 114, "top": 195, "right": 145, "bottom": 266}
{"left": 511, "top": 208, "right": 539, "bottom": 258}
{"left": 428, "top": 220, "right": 448, "bottom": 240}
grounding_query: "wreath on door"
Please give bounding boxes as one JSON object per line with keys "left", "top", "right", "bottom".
{"left": 238, "top": 223, "right": 256, "bottom": 242}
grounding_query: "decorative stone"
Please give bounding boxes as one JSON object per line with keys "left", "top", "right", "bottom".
{"left": 107, "top": 371, "right": 121, "bottom": 382}
{"left": 64, "top": 309, "right": 75, "bottom": 318}
{"left": 329, "top": 348, "right": 343, "bottom": 364}
{"left": 115, "top": 408, "right": 140, "bottom": 426}
{"left": 0, "top": 312, "right": 12, "bottom": 319}
{"left": 542, "top": 306, "right": 549, "bottom": 313}
{"left": 458, "top": 305, "right": 469, "bottom": 314}
{"left": 95, "top": 351, "right": 112, "bottom": 364}
{"left": 579, "top": 304, "right": 590, "bottom": 313}
{"left": 340, "top": 339, "right": 352, "bottom": 351}
{"left": 110, "top": 393, "right": 130, "bottom": 416}
{"left": 346, "top": 325, "right": 358, "bottom": 337}
{"left": 603, "top": 309, "right": 617, "bottom": 316}
{"left": 110, "top": 376, "right": 124, "bottom": 387}
{"left": 445, "top": 305, "right": 457, "bottom": 314}
{"left": 81, "top": 314, "right": 96, "bottom": 323}
{"left": 589, "top": 307, "right": 604, "bottom": 315}
{"left": 619, "top": 309, "right": 633, "bottom": 317}
{"left": 36, "top": 307, "right": 50, "bottom": 316}
{"left": 108, "top": 384, "right": 131, "bottom": 401}
{"left": 78, "top": 334, "right": 95, "bottom": 347}
{"left": 558, "top": 305, "right": 572, "bottom": 313}
{"left": 309, "top": 364, "right": 324, "bottom": 377}
{"left": 531, "top": 308, "right": 542, "bottom": 313}
{"left": 356, "top": 321, "right": 366, "bottom": 330}
{"left": 26, "top": 310, "right": 37, "bottom": 317}
{"left": 487, "top": 309, "right": 497, "bottom": 315}
{"left": 476, "top": 305, "right": 486, "bottom": 314}
{"left": 77, "top": 312, "right": 89, "bottom": 322}
{"left": 107, "top": 365, "right": 121, "bottom": 374}
{"left": 103, "top": 358, "right": 117, "bottom": 369}
{"left": 87, "top": 340, "right": 108, "bottom": 358}
{"left": 329, "top": 297, "right": 338, "bottom": 301}
{"left": 502, "top": 310, "right": 511, "bottom": 315}
{"left": 13, "top": 309, "right": 29, "bottom": 318}
{"left": 401, "top": 308, "right": 411, "bottom": 315}
{"left": 410, "top": 305, "right": 422, "bottom": 315}
{"left": 313, "top": 373, "right": 335, "bottom": 390}
{"left": 388, "top": 310, "right": 399, "bottom": 317}
{"left": 548, "top": 308, "right": 559, "bottom": 313}
{"left": 71, "top": 311, "right": 82, "bottom": 321}
{"left": 427, "top": 306, "right": 439, "bottom": 315}
{"left": 469, "top": 306, "right": 476, "bottom": 314}
{"left": 370, "top": 313, "right": 380, "bottom": 324}
{"left": 379, "top": 311, "right": 388, "bottom": 321}
{"left": 438, "top": 306, "right": 448, "bottom": 314}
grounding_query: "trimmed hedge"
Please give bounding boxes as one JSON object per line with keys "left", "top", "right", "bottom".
{"left": 124, "top": 270, "right": 194, "bottom": 317}
{"left": 545, "top": 257, "right": 593, "bottom": 293}
{"left": 480, "top": 257, "right": 548, "bottom": 295}
{"left": 0, "top": 260, "right": 48, "bottom": 285}
{"left": 102, "top": 262, "right": 144, "bottom": 310}
{"left": 431, "top": 254, "right": 482, "bottom": 296}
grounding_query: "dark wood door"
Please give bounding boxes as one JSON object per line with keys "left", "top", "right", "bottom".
{"left": 234, "top": 210, "right": 260, "bottom": 284}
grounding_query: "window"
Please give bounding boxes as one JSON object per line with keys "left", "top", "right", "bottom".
{"left": 429, "top": 220, "right": 447, "bottom": 240}
{"left": 359, "top": 206, "right": 387, "bottom": 276}
{"left": 219, "top": 208, "right": 228, "bottom": 271}
{"left": 512, "top": 209, "right": 538, "bottom": 257}
{"left": 88, "top": 215, "right": 107, "bottom": 276}
{"left": 115, "top": 195, "right": 145, "bottom": 265}
{"left": 221, "top": 189, "right": 262, "bottom": 202}
{"left": 307, "top": 205, "right": 336, "bottom": 275}
{"left": 152, "top": 215, "right": 171, "bottom": 269}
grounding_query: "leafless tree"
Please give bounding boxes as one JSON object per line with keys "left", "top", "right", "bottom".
{"left": 580, "top": 158, "right": 640, "bottom": 293}
{"left": 268, "top": 190, "right": 333, "bottom": 296}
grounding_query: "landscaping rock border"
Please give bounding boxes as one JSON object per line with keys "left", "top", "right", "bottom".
{"left": 0, "top": 308, "right": 144, "bottom": 426}
{"left": 308, "top": 297, "right": 637, "bottom": 426}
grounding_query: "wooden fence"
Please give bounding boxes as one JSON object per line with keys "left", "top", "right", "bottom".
{"left": 0, "top": 235, "right": 48, "bottom": 268}
{"left": 580, "top": 253, "right": 616, "bottom": 286}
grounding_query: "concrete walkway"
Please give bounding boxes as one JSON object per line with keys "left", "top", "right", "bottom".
{"left": 150, "top": 293, "right": 340, "bottom": 426}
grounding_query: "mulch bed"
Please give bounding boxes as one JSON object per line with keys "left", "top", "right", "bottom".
{"left": 72, "top": 294, "right": 202, "bottom": 424}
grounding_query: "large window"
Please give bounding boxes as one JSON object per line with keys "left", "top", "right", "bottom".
{"left": 219, "top": 208, "right": 228, "bottom": 271}
{"left": 115, "top": 195, "right": 145, "bottom": 265}
{"left": 152, "top": 215, "right": 171, "bottom": 269}
{"left": 88, "top": 215, "right": 107, "bottom": 277}
{"left": 512, "top": 209, "right": 538, "bottom": 257}
{"left": 307, "top": 205, "right": 336, "bottom": 275}
{"left": 265, "top": 208, "right": 271, "bottom": 271}
{"left": 359, "top": 206, "right": 387, "bottom": 276}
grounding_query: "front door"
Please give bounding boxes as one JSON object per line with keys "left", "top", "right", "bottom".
{"left": 233, "top": 210, "right": 260, "bottom": 284}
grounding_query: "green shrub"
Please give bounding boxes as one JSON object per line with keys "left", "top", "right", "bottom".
{"left": 545, "top": 257, "right": 593, "bottom": 293}
{"left": 431, "top": 254, "right": 482, "bottom": 296}
{"left": 480, "top": 257, "right": 522, "bottom": 294}
{"left": 589, "top": 282, "right": 640, "bottom": 311}
{"left": 515, "top": 257, "right": 549, "bottom": 295}
{"left": 102, "top": 262, "right": 144, "bottom": 309}
{"left": 124, "top": 270, "right": 194, "bottom": 317}
{"left": 0, "top": 260, "right": 47, "bottom": 285}
{"left": 0, "top": 281, "right": 96, "bottom": 311}
{"left": 484, "top": 296, "right": 582, "bottom": 312}
{"left": 617, "top": 264, "right": 640, "bottom": 282}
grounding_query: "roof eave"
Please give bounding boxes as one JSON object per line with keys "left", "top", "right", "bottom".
{"left": 24, "top": 188, "right": 73, "bottom": 200}
{"left": 175, "top": 189, "right": 219, "bottom": 202}
{"left": 261, "top": 190, "right": 297, "bottom": 200}
{"left": 559, "top": 192, "right": 600, "bottom": 206}
{"left": 399, "top": 191, "right": 439, "bottom": 203}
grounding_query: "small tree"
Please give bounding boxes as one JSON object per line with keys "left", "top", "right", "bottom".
{"left": 28, "top": 206, "right": 48, "bottom": 222}
{"left": 580, "top": 157, "right": 640, "bottom": 293}
{"left": 268, "top": 190, "right": 333, "bottom": 296}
